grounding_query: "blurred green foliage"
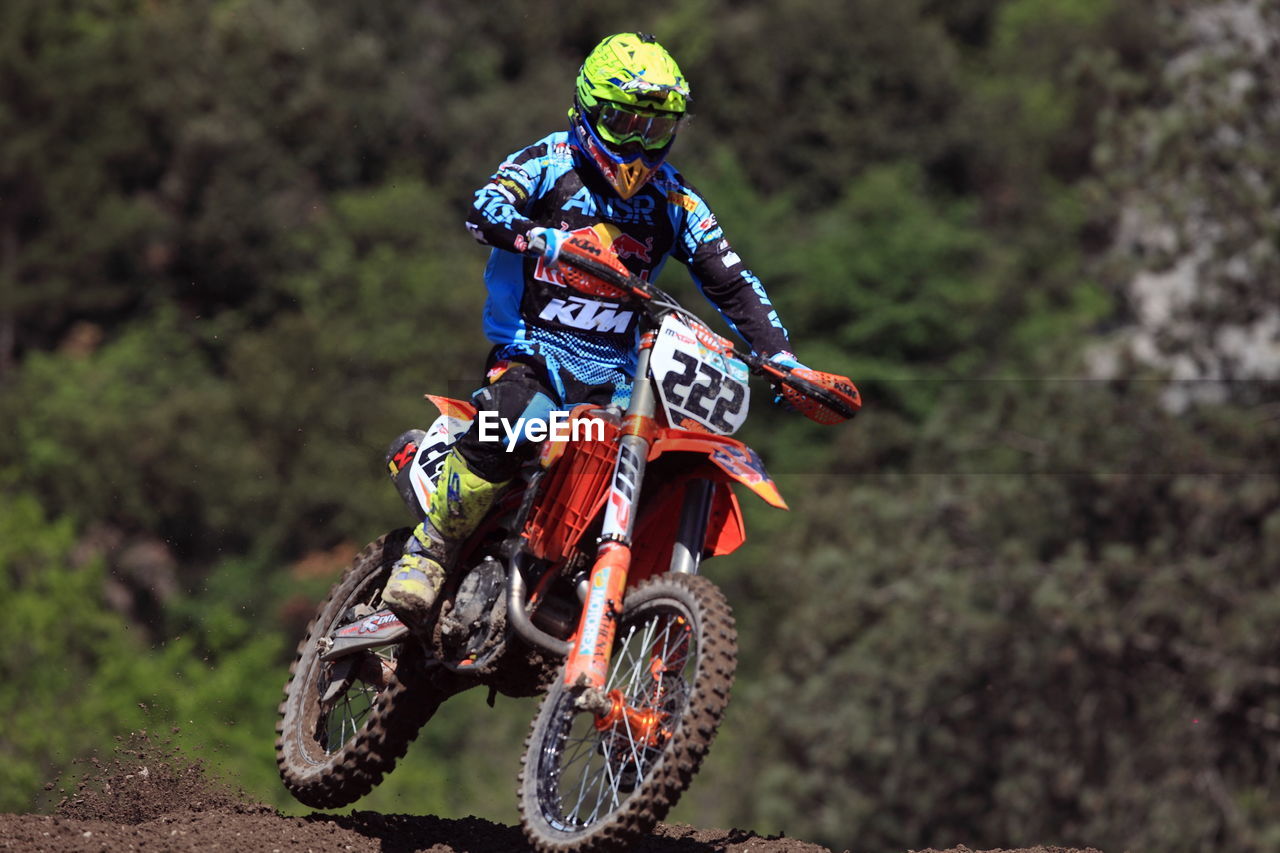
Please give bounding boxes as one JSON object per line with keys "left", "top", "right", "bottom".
{"left": 0, "top": 485, "right": 285, "bottom": 811}
{"left": 1, "top": 1, "right": 1276, "bottom": 852}
{"left": 725, "top": 381, "right": 1280, "bottom": 851}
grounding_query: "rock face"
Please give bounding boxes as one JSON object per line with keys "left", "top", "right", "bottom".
{"left": 1094, "top": 0, "right": 1279, "bottom": 396}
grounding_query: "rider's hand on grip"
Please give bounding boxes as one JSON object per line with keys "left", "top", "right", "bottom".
{"left": 763, "top": 353, "right": 861, "bottom": 424}
{"left": 765, "top": 352, "right": 807, "bottom": 412}
{"left": 527, "top": 227, "right": 570, "bottom": 262}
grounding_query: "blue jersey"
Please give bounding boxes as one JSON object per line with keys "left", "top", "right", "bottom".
{"left": 464, "top": 131, "right": 790, "bottom": 402}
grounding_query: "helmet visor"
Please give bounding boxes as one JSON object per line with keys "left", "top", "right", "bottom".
{"left": 595, "top": 102, "right": 682, "bottom": 151}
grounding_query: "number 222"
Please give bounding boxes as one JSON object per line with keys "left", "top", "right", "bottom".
{"left": 661, "top": 350, "right": 744, "bottom": 432}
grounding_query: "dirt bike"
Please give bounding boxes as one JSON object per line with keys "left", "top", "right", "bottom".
{"left": 275, "top": 227, "right": 860, "bottom": 852}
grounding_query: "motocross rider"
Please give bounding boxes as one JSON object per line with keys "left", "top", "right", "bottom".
{"left": 382, "top": 32, "right": 813, "bottom": 627}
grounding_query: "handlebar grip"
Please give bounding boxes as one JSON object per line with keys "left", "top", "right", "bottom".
{"left": 528, "top": 231, "right": 549, "bottom": 257}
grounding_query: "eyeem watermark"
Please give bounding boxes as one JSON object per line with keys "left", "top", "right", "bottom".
{"left": 476, "top": 410, "right": 606, "bottom": 451}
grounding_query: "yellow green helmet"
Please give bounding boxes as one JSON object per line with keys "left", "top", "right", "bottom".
{"left": 570, "top": 33, "right": 690, "bottom": 198}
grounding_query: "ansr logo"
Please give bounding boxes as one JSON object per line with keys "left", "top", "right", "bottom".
{"left": 562, "top": 187, "right": 656, "bottom": 225}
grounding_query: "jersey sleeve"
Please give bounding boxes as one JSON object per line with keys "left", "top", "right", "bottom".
{"left": 465, "top": 140, "right": 550, "bottom": 253}
{"left": 667, "top": 177, "right": 793, "bottom": 358}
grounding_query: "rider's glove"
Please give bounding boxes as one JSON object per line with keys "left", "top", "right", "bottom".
{"left": 526, "top": 227, "right": 570, "bottom": 262}
{"left": 767, "top": 351, "right": 809, "bottom": 412}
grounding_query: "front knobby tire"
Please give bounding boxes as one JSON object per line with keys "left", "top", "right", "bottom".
{"left": 518, "top": 573, "right": 737, "bottom": 852}
{"left": 275, "top": 529, "right": 444, "bottom": 808}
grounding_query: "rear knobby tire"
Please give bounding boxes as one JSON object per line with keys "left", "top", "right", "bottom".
{"left": 275, "top": 529, "right": 443, "bottom": 808}
{"left": 518, "top": 572, "right": 737, "bottom": 852}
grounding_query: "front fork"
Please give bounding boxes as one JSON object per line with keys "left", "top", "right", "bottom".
{"left": 563, "top": 339, "right": 660, "bottom": 693}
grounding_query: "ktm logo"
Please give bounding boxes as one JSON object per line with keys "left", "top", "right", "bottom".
{"left": 538, "top": 296, "right": 635, "bottom": 333}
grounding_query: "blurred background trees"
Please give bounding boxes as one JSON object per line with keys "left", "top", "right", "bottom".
{"left": 2, "top": 1, "right": 1277, "bottom": 851}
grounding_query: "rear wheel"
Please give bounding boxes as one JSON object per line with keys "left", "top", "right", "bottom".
{"left": 275, "top": 529, "right": 447, "bottom": 808}
{"left": 517, "top": 573, "right": 737, "bottom": 852}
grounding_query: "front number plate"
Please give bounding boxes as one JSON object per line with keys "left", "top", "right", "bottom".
{"left": 651, "top": 315, "right": 751, "bottom": 435}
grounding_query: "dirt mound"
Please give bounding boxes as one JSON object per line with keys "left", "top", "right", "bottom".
{"left": 52, "top": 730, "right": 267, "bottom": 825}
{"left": 0, "top": 733, "right": 1102, "bottom": 852}
{"left": 0, "top": 812, "right": 1104, "bottom": 853}
{"left": 911, "top": 849, "right": 1103, "bottom": 853}
{"left": 0, "top": 810, "right": 834, "bottom": 852}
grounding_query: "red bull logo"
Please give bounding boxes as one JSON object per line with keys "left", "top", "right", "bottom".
{"left": 611, "top": 233, "right": 653, "bottom": 264}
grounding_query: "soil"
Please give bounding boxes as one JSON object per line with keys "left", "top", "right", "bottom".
{"left": 0, "top": 734, "right": 1104, "bottom": 853}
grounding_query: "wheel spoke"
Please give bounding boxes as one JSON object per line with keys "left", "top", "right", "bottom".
{"left": 324, "top": 677, "right": 380, "bottom": 755}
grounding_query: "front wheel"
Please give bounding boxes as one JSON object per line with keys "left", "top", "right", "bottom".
{"left": 517, "top": 573, "right": 737, "bottom": 852}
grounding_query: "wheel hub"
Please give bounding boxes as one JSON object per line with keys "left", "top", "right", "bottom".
{"left": 592, "top": 688, "right": 670, "bottom": 748}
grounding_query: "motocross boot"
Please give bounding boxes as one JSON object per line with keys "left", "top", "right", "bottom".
{"left": 382, "top": 448, "right": 508, "bottom": 630}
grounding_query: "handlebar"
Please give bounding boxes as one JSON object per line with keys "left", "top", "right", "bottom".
{"left": 546, "top": 240, "right": 860, "bottom": 422}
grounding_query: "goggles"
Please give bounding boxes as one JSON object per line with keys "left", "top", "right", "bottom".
{"left": 594, "top": 102, "right": 682, "bottom": 151}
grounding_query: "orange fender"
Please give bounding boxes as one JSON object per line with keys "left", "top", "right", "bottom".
{"left": 648, "top": 429, "right": 787, "bottom": 510}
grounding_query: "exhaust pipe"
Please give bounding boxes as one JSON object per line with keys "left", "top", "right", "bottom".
{"left": 506, "top": 551, "right": 573, "bottom": 657}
